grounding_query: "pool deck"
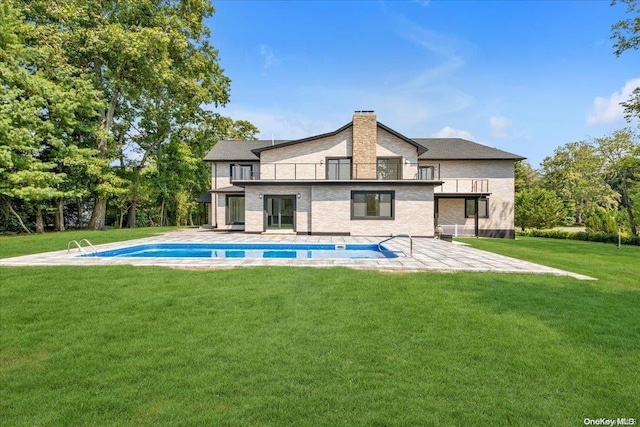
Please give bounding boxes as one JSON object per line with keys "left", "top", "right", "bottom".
{"left": 0, "top": 229, "right": 594, "bottom": 280}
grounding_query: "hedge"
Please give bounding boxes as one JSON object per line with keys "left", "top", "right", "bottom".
{"left": 516, "top": 229, "right": 640, "bottom": 246}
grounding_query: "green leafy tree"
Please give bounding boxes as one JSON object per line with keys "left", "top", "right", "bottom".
{"left": 1, "top": 0, "right": 100, "bottom": 232}
{"left": 541, "top": 141, "right": 619, "bottom": 224}
{"left": 19, "top": 0, "right": 232, "bottom": 229}
{"left": 515, "top": 188, "right": 567, "bottom": 231}
{"left": 611, "top": 0, "right": 640, "bottom": 121}
{"left": 514, "top": 160, "right": 538, "bottom": 193}
{"left": 594, "top": 128, "right": 640, "bottom": 235}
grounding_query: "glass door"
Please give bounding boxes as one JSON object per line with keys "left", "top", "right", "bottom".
{"left": 265, "top": 196, "right": 295, "bottom": 230}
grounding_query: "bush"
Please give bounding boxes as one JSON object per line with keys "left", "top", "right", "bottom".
{"left": 517, "top": 229, "right": 640, "bottom": 246}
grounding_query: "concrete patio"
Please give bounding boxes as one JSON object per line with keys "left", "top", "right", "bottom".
{"left": 0, "top": 228, "right": 594, "bottom": 280}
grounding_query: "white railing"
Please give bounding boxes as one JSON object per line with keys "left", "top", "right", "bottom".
{"left": 438, "top": 224, "right": 476, "bottom": 237}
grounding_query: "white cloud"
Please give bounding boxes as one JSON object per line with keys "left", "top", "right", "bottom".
{"left": 259, "top": 44, "right": 279, "bottom": 69}
{"left": 412, "top": 0, "right": 431, "bottom": 7}
{"left": 490, "top": 116, "right": 511, "bottom": 138}
{"left": 432, "top": 126, "right": 475, "bottom": 140}
{"left": 587, "top": 78, "right": 640, "bottom": 126}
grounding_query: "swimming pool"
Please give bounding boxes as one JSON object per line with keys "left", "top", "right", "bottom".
{"left": 89, "top": 243, "right": 398, "bottom": 259}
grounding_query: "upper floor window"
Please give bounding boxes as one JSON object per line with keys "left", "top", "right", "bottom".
{"left": 418, "top": 166, "right": 435, "bottom": 180}
{"left": 377, "top": 157, "right": 402, "bottom": 180}
{"left": 231, "top": 164, "right": 254, "bottom": 180}
{"left": 326, "top": 158, "right": 351, "bottom": 180}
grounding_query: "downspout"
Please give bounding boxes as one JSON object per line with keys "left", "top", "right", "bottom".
{"left": 213, "top": 163, "right": 217, "bottom": 228}
{"left": 474, "top": 197, "right": 479, "bottom": 237}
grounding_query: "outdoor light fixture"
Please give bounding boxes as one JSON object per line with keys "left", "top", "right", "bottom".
{"left": 258, "top": 193, "right": 263, "bottom": 199}
{"left": 297, "top": 193, "right": 301, "bottom": 199}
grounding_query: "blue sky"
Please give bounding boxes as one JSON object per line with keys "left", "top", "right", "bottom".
{"left": 207, "top": 0, "right": 638, "bottom": 167}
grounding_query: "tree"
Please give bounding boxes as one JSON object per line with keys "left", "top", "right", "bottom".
{"left": 1, "top": 0, "right": 100, "bottom": 233}
{"left": 18, "top": 0, "right": 232, "bottom": 229}
{"left": 515, "top": 188, "right": 567, "bottom": 231}
{"left": 541, "top": 141, "right": 619, "bottom": 223}
{"left": 514, "top": 160, "right": 538, "bottom": 193}
{"left": 594, "top": 128, "right": 640, "bottom": 235}
{"left": 611, "top": 0, "right": 640, "bottom": 121}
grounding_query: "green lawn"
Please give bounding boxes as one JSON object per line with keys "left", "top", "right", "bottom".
{"left": 1, "top": 232, "right": 639, "bottom": 426}
{"left": 0, "top": 227, "right": 180, "bottom": 259}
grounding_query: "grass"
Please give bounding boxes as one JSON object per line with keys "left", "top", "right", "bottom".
{"left": 0, "top": 227, "right": 180, "bottom": 259}
{"left": 1, "top": 231, "right": 639, "bottom": 425}
{"left": 457, "top": 236, "right": 640, "bottom": 286}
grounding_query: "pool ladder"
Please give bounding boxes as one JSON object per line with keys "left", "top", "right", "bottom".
{"left": 67, "top": 239, "right": 97, "bottom": 256}
{"left": 378, "top": 234, "right": 413, "bottom": 257}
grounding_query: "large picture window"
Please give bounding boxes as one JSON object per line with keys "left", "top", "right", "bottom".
{"left": 226, "top": 195, "right": 245, "bottom": 224}
{"left": 351, "top": 191, "right": 394, "bottom": 219}
{"left": 326, "top": 158, "right": 352, "bottom": 180}
{"left": 377, "top": 157, "right": 402, "bottom": 180}
{"left": 465, "top": 198, "right": 489, "bottom": 218}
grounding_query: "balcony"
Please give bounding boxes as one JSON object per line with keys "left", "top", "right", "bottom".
{"left": 436, "top": 179, "right": 489, "bottom": 193}
{"left": 231, "top": 162, "right": 442, "bottom": 181}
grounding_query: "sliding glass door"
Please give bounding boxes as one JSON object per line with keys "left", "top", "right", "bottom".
{"left": 265, "top": 196, "right": 295, "bottom": 230}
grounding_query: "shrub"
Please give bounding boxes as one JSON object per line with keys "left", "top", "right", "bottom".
{"left": 516, "top": 229, "right": 640, "bottom": 246}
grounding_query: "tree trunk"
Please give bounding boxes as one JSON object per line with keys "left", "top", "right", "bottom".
{"left": 35, "top": 208, "right": 44, "bottom": 234}
{"left": 77, "top": 198, "right": 84, "bottom": 228}
{"left": 159, "top": 198, "right": 165, "bottom": 226}
{"left": 54, "top": 197, "right": 65, "bottom": 232}
{"left": 127, "top": 200, "right": 137, "bottom": 228}
{"left": 6, "top": 202, "right": 31, "bottom": 234}
{"left": 88, "top": 197, "right": 107, "bottom": 229}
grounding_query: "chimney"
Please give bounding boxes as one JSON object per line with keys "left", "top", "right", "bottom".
{"left": 352, "top": 111, "right": 377, "bottom": 179}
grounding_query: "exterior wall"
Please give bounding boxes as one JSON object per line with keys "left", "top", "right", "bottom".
{"left": 259, "top": 128, "right": 352, "bottom": 180}
{"left": 377, "top": 128, "right": 419, "bottom": 179}
{"left": 244, "top": 185, "right": 311, "bottom": 233}
{"left": 434, "top": 160, "right": 516, "bottom": 236}
{"left": 352, "top": 113, "right": 377, "bottom": 178}
{"left": 310, "top": 184, "right": 434, "bottom": 236}
{"left": 213, "top": 163, "right": 232, "bottom": 189}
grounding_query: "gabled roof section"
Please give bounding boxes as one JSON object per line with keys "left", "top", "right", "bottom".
{"left": 204, "top": 140, "right": 290, "bottom": 161}
{"left": 250, "top": 122, "right": 353, "bottom": 156}
{"left": 249, "top": 121, "right": 428, "bottom": 156}
{"left": 378, "top": 122, "right": 428, "bottom": 156}
{"left": 415, "top": 138, "right": 525, "bottom": 160}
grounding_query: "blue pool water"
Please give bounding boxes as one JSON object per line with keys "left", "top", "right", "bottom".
{"left": 89, "top": 243, "right": 398, "bottom": 259}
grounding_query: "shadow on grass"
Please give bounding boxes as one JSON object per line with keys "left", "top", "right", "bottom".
{"left": 471, "top": 276, "right": 640, "bottom": 351}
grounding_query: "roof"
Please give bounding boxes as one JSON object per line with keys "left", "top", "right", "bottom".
{"left": 250, "top": 122, "right": 428, "bottom": 156}
{"left": 203, "top": 133, "right": 525, "bottom": 162}
{"left": 204, "top": 140, "right": 290, "bottom": 161}
{"left": 415, "top": 138, "right": 525, "bottom": 160}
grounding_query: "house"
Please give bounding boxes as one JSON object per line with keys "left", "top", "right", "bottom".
{"left": 203, "top": 111, "right": 525, "bottom": 238}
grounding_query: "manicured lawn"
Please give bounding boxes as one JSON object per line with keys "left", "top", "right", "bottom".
{"left": 1, "top": 232, "right": 639, "bottom": 425}
{"left": 0, "top": 227, "right": 180, "bottom": 259}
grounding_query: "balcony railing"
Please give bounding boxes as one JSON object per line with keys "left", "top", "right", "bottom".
{"left": 435, "top": 179, "right": 489, "bottom": 193}
{"left": 231, "top": 162, "right": 442, "bottom": 181}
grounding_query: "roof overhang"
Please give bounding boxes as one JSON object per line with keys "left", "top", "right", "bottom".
{"left": 232, "top": 180, "right": 444, "bottom": 187}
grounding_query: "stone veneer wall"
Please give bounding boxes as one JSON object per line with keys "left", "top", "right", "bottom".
{"left": 352, "top": 112, "right": 377, "bottom": 179}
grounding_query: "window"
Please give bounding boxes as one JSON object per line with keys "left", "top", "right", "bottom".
{"left": 377, "top": 158, "right": 402, "bottom": 180}
{"left": 231, "top": 164, "right": 254, "bottom": 180}
{"left": 465, "top": 198, "right": 489, "bottom": 218}
{"left": 352, "top": 191, "right": 394, "bottom": 219}
{"left": 226, "top": 195, "right": 245, "bottom": 224}
{"left": 326, "top": 158, "right": 351, "bottom": 180}
{"left": 418, "top": 166, "right": 435, "bottom": 180}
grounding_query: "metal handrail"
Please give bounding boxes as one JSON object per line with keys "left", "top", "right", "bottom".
{"left": 79, "top": 239, "right": 98, "bottom": 255}
{"left": 67, "top": 239, "right": 97, "bottom": 256}
{"left": 378, "top": 234, "right": 413, "bottom": 257}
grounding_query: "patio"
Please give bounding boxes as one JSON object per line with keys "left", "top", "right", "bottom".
{"left": 0, "top": 228, "right": 594, "bottom": 280}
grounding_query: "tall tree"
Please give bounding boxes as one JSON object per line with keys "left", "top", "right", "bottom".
{"left": 611, "top": 0, "right": 640, "bottom": 121}
{"left": 19, "top": 0, "right": 232, "bottom": 229}
{"left": 515, "top": 187, "right": 566, "bottom": 231}
{"left": 1, "top": 0, "right": 100, "bottom": 232}
{"left": 541, "top": 142, "right": 619, "bottom": 223}
{"left": 594, "top": 128, "right": 640, "bottom": 235}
